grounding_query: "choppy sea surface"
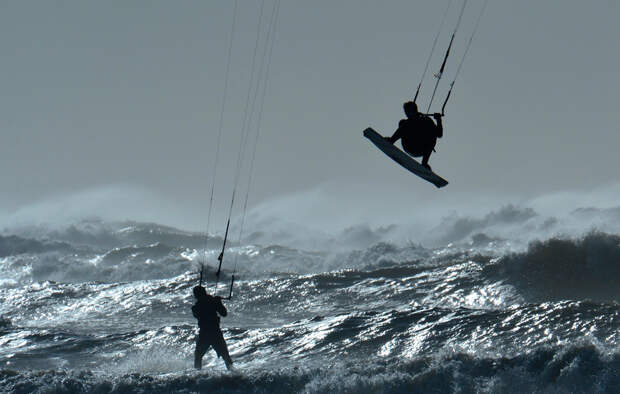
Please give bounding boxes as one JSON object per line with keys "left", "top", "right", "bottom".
{"left": 1, "top": 204, "right": 619, "bottom": 393}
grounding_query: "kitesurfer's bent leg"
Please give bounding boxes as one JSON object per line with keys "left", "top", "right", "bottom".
{"left": 402, "top": 143, "right": 424, "bottom": 159}
{"left": 385, "top": 128, "right": 404, "bottom": 144}
{"left": 419, "top": 139, "right": 438, "bottom": 171}
{"left": 421, "top": 151, "right": 432, "bottom": 171}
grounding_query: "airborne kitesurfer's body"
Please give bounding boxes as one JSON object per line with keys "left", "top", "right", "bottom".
{"left": 386, "top": 101, "right": 443, "bottom": 171}
{"left": 192, "top": 285, "right": 233, "bottom": 370}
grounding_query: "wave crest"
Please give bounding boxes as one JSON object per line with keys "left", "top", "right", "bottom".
{"left": 1, "top": 344, "right": 617, "bottom": 393}
{"left": 487, "top": 232, "right": 620, "bottom": 302}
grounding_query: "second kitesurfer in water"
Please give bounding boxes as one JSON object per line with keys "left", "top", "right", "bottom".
{"left": 192, "top": 285, "right": 233, "bottom": 370}
{"left": 386, "top": 101, "right": 443, "bottom": 171}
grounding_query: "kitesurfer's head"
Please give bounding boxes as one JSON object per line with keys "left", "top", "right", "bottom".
{"left": 403, "top": 101, "right": 418, "bottom": 118}
{"left": 193, "top": 285, "right": 207, "bottom": 299}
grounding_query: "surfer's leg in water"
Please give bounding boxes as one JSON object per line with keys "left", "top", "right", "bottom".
{"left": 194, "top": 334, "right": 211, "bottom": 369}
{"left": 211, "top": 329, "right": 233, "bottom": 370}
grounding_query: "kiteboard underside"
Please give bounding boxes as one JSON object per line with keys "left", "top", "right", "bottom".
{"left": 363, "top": 127, "right": 449, "bottom": 188}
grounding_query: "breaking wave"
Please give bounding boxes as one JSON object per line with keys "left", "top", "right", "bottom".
{"left": 1, "top": 344, "right": 617, "bottom": 394}
{"left": 2, "top": 201, "right": 619, "bottom": 394}
{"left": 486, "top": 232, "right": 620, "bottom": 302}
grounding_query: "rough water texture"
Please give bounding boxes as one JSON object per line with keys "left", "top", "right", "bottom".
{"left": 1, "top": 204, "right": 619, "bottom": 393}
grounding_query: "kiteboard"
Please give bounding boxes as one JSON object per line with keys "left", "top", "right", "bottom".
{"left": 363, "top": 127, "right": 448, "bottom": 188}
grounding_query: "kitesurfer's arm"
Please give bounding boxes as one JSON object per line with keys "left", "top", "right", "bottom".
{"left": 215, "top": 297, "right": 228, "bottom": 317}
{"left": 192, "top": 304, "right": 200, "bottom": 319}
{"left": 433, "top": 113, "right": 443, "bottom": 138}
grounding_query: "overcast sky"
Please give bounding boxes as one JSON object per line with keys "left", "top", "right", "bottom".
{"left": 1, "top": 1, "right": 619, "bottom": 231}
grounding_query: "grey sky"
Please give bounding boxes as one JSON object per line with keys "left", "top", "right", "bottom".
{"left": 1, "top": 1, "right": 619, "bottom": 231}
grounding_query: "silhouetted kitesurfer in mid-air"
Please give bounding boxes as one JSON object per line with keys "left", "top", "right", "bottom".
{"left": 385, "top": 101, "right": 443, "bottom": 171}
{"left": 192, "top": 285, "right": 233, "bottom": 370}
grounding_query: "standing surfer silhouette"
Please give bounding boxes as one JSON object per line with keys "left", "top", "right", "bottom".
{"left": 191, "top": 285, "right": 233, "bottom": 370}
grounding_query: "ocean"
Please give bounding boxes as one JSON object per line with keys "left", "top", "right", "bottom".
{"left": 1, "top": 203, "right": 618, "bottom": 393}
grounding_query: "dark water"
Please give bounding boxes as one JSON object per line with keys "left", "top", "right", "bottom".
{"left": 1, "top": 206, "right": 619, "bottom": 393}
